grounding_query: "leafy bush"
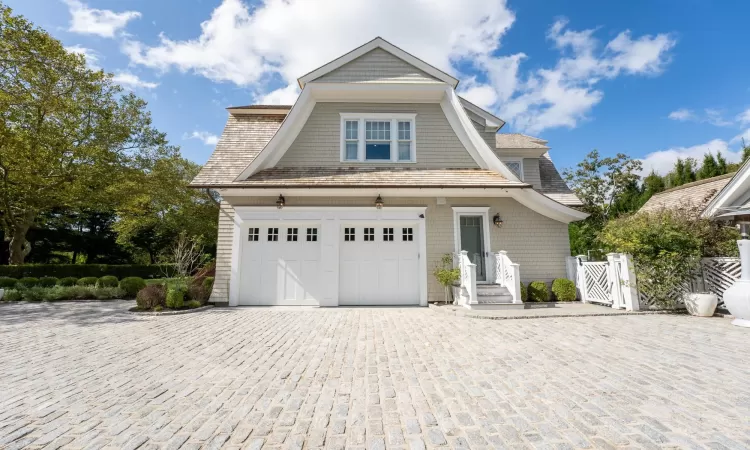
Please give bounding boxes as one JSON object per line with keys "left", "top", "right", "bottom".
{"left": 119, "top": 277, "right": 146, "bottom": 298}
{"left": 57, "top": 277, "right": 78, "bottom": 287}
{"left": 3, "top": 290, "right": 22, "bottom": 301}
{"left": 0, "top": 264, "right": 176, "bottom": 279}
{"left": 528, "top": 281, "right": 550, "bottom": 302}
{"left": 38, "top": 277, "right": 59, "bottom": 287}
{"left": 520, "top": 282, "right": 528, "bottom": 302}
{"left": 96, "top": 275, "right": 119, "bottom": 288}
{"left": 166, "top": 286, "right": 186, "bottom": 309}
{"left": 186, "top": 300, "right": 202, "bottom": 309}
{"left": 20, "top": 287, "right": 47, "bottom": 301}
{"left": 136, "top": 284, "right": 166, "bottom": 310}
{"left": 187, "top": 284, "right": 209, "bottom": 304}
{"left": 18, "top": 277, "right": 39, "bottom": 288}
{"left": 77, "top": 277, "right": 98, "bottom": 286}
{"left": 598, "top": 208, "right": 737, "bottom": 308}
{"left": 203, "top": 276, "right": 215, "bottom": 291}
{"left": 552, "top": 279, "right": 576, "bottom": 301}
{"left": 0, "top": 277, "right": 18, "bottom": 289}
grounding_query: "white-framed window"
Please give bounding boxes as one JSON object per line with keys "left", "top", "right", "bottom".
{"left": 502, "top": 159, "right": 524, "bottom": 180}
{"left": 402, "top": 227, "right": 413, "bottom": 241}
{"left": 267, "top": 227, "right": 279, "bottom": 242}
{"left": 248, "top": 228, "right": 259, "bottom": 242}
{"left": 344, "top": 227, "right": 355, "bottom": 242}
{"left": 287, "top": 228, "right": 298, "bottom": 242}
{"left": 340, "top": 113, "right": 416, "bottom": 163}
{"left": 306, "top": 228, "right": 318, "bottom": 242}
{"left": 383, "top": 227, "right": 394, "bottom": 242}
{"left": 364, "top": 227, "right": 375, "bottom": 241}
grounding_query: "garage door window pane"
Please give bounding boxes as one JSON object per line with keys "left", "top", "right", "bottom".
{"left": 248, "top": 228, "right": 259, "bottom": 241}
{"left": 345, "top": 228, "right": 355, "bottom": 241}
{"left": 402, "top": 228, "right": 413, "bottom": 241}
{"left": 383, "top": 228, "right": 394, "bottom": 242}
{"left": 364, "top": 228, "right": 375, "bottom": 241}
{"left": 267, "top": 228, "right": 279, "bottom": 242}
{"left": 287, "top": 228, "right": 298, "bottom": 242}
{"left": 306, "top": 228, "right": 318, "bottom": 242}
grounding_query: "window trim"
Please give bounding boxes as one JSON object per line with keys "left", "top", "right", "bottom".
{"left": 501, "top": 158, "right": 524, "bottom": 181}
{"left": 340, "top": 113, "right": 416, "bottom": 163}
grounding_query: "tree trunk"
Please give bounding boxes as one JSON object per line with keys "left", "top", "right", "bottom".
{"left": 8, "top": 212, "right": 34, "bottom": 265}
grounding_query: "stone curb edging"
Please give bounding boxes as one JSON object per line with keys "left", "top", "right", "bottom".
{"left": 428, "top": 303, "right": 683, "bottom": 321}
{"left": 128, "top": 305, "right": 214, "bottom": 316}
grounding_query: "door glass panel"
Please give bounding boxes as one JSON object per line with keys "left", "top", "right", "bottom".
{"left": 459, "top": 216, "right": 486, "bottom": 281}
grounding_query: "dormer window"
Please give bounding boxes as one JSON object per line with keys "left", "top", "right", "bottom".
{"left": 501, "top": 159, "right": 524, "bottom": 180}
{"left": 340, "top": 113, "right": 416, "bottom": 163}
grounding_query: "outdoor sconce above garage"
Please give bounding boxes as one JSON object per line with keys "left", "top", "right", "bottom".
{"left": 493, "top": 213, "right": 504, "bottom": 227}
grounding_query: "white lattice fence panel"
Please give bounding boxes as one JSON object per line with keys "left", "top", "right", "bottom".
{"left": 637, "top": 280, "right": 689, "bottom": 308}
{"left": 702, "top": 257, "right": 741, "bottom": 308}
{"left": 582, "top": 262, "right": 611, "bottom": 304}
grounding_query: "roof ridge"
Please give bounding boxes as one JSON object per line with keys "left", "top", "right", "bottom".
{"left": 655, "top": 172, "right": 736, "bottom": 196}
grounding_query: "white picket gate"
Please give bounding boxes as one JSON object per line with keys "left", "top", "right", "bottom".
{"left": 568, "top": 253, "right": 640, "bottom": 311}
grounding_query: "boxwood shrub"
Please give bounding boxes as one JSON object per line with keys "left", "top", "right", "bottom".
{"left": 18, "top": 277, "right": 40, "bottom": 288}
{"left": 528, "top": 281, "right": 550, "bottom": 302}
{"left": 166, "top": 286, "right": 186, "bottom": 309}
{"left": 76, "top": 277, "right": 98, "bottom": 286}
{"left": 551, "top": 278, "right": 577, "bottom": 301}
{"left": 520, "top": 282, "right": 528, "bottom": 302}
{"left": 96, "top": 275, "right": 119, "bottom": 288}
{"left": 57, "top": 277, "right": 78, "bottom": 287}
{"left": 0, "top": 277, "right": 18, "bottom": 289}
{"left": 0, "top": 264, "right": 176, "bottom": 280}
{"left": 38, "top": 277, "right": 59, "bottom": 287}
{"left": 119, "top": 277, "right": 146, "bottom": 298}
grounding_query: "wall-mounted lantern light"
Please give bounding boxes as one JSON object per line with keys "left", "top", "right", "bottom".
{"left": 493, "top": 213, "right": 503, "bottom": 227}
{"left": 276, "top": 194, "right": 285, "bottom": 209}
{"left": 375, "top": 195, "right": 384, "bottom": 209}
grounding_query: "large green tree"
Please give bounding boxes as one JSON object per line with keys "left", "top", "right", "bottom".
{"left": 0, "top": 5, "right": 175, "bottom": 263}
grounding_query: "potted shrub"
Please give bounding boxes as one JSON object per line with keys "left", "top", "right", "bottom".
{"left": 683, "top": 292, "right": 718, "bottom": 317}
{"left": 433, "top": 254, "right": 460, "bottom": 304}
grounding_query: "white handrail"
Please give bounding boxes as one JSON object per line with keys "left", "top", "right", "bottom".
{"left": 494, "top": 251, "right": 522, "bottom": 303}
{"left": 459, "top": 250, "right": 477, "bottom": 305}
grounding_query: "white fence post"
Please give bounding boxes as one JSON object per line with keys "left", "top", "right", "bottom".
{"left": 606, "top": 253, "right": 623, "bottom": 309}
{"left": 576, "top": 255, "right": 588, "bottom": 303}
{"left": 510, "top": 263, "right": 521, "bottom": 303}
{"left": 621, "top": 253, "right": 640, "bottom": 311}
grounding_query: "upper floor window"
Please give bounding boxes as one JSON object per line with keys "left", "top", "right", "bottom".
{"left": 340, "top": 113, "right": 416, "bottom": 163}
{"left": 502, "top": 159, "right": 524, "bottom": 180}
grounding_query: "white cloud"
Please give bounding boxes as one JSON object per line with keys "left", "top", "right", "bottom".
{"left": 730, "top": 128, "right": 750, "bottom": 145}
{"left": 737, "top": 108, "right": 750, "bottom": 125}
{"left": 668, "top": 108, "right": 694, "bottom": 121}
{"left": 112, "top": 72, "right": 159, "bottom": 90}
{"left": 256, "top": 84, "right": 300, "bottom": 105}
{"left": 64, "top": 0, "right": 141, "bottom": 38}
{"left": 65, "top": 45, "right": 100, "bottom": 69}
{"left": 639, "top": 136, "right": 748, "bottom": 176}
{"left": 123, "top": 2, "right": 675, "bottom": 134}
{"left": 185, "top": 131, "right": 220, "bottom": 146}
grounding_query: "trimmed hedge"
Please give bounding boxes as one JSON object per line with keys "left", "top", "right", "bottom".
{"left": 76, "top": 277, "right": 98, "bottom": 286}
{"left": 528, "top": 281, "right": 550, "bottom": 302}
{"left": 57, "top": 277, "right": 78, "bottom": 287}
{"left": 1, "top": 286, "right": 125, "bottom": 302}
{"left": 552, "top": 278, "right": 576, "bottom": 301}
{"left": 0, "top": 264, "right": 175, "bottom": 280}
{"left": 39, "top": 277, "right": 59, "bottom": 287}
{"left": 96, "top": 276, "right": 119, "bottom": 288}
{"left": 119, "top": 277, "right": 146, "bottom": 298}
{"left": 18, "top": 277, "right": 39, "bottom": 288}
{"left": 0, "top": 277, "right": 18, "bottom": 289}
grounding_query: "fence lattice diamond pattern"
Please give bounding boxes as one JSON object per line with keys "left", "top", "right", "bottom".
{"left": 583, "top": 263, "right": 611, "bottom": 304}
{"left": 702, "top": 258, "right": 742, "bottom": 309}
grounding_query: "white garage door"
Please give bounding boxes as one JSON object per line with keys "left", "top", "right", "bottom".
{"left": 339, "top": 225, "right": 419, "bottom": 305}
{"left": 239, "top": 224, "right": 321, "bottom": 305}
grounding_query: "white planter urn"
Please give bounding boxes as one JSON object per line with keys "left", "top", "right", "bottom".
{"left": 723, "top": 239, "right": 750, "bottom": 327}
{"left": 683, "top": 293, "right": 718, "bottom": 317}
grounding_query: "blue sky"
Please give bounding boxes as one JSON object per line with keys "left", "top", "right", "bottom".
{"left": 8, "top": 0, "right": 750, "bottom": 175}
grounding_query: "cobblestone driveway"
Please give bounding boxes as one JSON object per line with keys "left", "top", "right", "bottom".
{"left": 1, "top": 302, "right": 749, "bottom": 450}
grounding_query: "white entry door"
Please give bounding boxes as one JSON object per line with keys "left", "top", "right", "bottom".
{"left": 339, "top": 225, "right": 419, "bottom": 305}
{"left": 239, "top": 224, "right": 321, "bottom": 305}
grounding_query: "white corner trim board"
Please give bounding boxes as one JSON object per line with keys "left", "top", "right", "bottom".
{"left": 229, "top": 206, "right": 428, "bottom": 307}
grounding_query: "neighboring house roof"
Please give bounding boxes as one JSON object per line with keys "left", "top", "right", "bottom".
{"left": 216, "top": 167, "right": 527, "bottom": 189}
{"left": 640, "top": 173, "right": 734, "bottom": 214}
{"left": 703, "top": 158, "right": 750, "bottom": 219}
{"left": 538, "top": 153, "right": 583, "bottom": 206}
{"left": 191, "top": 114, "right": 284, "bottom": 186}
{"left": 297, "top": 37, "right": 459, "bottom": 89}
{"left": 495, "top": 133, "right": 549, "bottom": 150}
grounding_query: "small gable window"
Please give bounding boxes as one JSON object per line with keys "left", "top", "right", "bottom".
{"left": 502, "top": 159, "right": 524, "bottom": 180}
{"left": 340, "top": 113, "right": 416, "bottom": 163}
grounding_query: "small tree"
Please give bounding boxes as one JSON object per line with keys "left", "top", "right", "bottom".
{"left": 433, "top": 254, "right": 460, "bottom": 304}
{"left": 169, "top": 233, "right": 206, "bottom": 278}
